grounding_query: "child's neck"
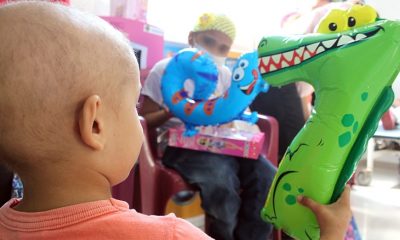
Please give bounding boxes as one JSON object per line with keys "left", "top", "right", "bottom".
{"left": 13, "top": 163, "right": 112, "bottom": 212}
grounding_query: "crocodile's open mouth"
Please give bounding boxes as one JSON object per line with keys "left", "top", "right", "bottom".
{"left": 258, "top": 26, "right": 383, "bottom": 75}
{"left": 240, "top": 69, "right": 258, "bottom": 95}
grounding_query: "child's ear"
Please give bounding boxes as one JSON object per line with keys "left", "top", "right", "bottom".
{"left": 78, "top": 95, "right": 106, "bottom": 150}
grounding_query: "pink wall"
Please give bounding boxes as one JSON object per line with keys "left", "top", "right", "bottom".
{"left": 101, "top": 16, "right": 164, "bottom": 70}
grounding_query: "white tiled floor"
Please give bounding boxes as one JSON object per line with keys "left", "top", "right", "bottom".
{"left": 352, "top": 150, "right": 400, "bottom": 240}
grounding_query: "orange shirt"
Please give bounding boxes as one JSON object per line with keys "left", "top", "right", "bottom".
{"left": 0, "top": 198, "right": 212, "bottom": 240}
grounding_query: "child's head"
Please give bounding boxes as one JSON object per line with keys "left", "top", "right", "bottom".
{"left": 188, "top": 13, "right": 236, "bottom": 59}
{"left": 0, "top": 2, "right": 143, "bottom": 186}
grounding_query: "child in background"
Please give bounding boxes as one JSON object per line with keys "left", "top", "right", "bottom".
{"left": 140, "top": 13, "right": 277, "bottom": 240}
{"left": 0, "top": 2, "right": 351, "bottom": 240}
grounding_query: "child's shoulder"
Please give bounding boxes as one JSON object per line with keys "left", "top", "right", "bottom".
{"left": 99, "top": 199, "right": 211, "bottom": 239}
{"left": 116, "top": 210, "right": 211, "bottom": 239}
{"left": 0, "top": 198, "right": 211, "bottom": 240}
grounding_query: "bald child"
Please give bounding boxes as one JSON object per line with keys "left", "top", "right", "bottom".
{"left": 0, "top": 1, "right": 351, "bottom": 240}
{"left": 0, "top": 2, "right": 210, "bottom": 239}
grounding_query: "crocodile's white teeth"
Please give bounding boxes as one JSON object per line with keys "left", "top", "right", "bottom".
{"left": 306, "top": 43, "right": 319, "bottom": 53}
{"left": 355, "top": 33, "right": 367, "bottom": 41}
{"left": 258, "top": 27, "right": 380, "bottom": 75}
{"left": 296, "top": 46, "right": 305, "bottom": 57}
{"left": 272, "top": 54, "right": 281, "bottom": 64}
{"left": 337, "top": 35, "right": 354, "bottom": 47}
{"left": 283, "top": 51, "right": 294, "bottom": 62}
{"left": 316, "top": 46, "right": 325, "bottom": 54}
{"left": 303, "top": 51, "right": 311, "bottom": 61}
{"left": 259, "top": 65, "right": 266, "bottom": 74}
{"left": 294, "top": 56, "right": 301, "bottom": 65}
{"left": 281, "top": 61, "right": 290, "bottom": 68}
{"left": 264, "top": 56, "right": 271, "bottom": 64}
{"left": 259, "top": 56, "right": 269, "bottom": 74}
{"left": 322, "top": 39, "right": 337, "bottom": 49}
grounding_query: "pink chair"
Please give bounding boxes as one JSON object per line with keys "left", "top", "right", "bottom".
{"left": 257, "top": 114, "right": 279, "bottom": 167}
{"left": 113, "top": 114, "right": 281, "bottom": 240}
{"left": 136, "top": 116, "right": 196, "bottom": 215}
{"left": 112, "top": 116, "right": 193, "bottom": 213}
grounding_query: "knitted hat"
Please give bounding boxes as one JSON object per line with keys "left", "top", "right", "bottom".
{"left": 193, "top": 13, "right": 236, "bottom": 42}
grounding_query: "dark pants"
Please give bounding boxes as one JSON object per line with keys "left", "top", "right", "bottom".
{"left": 162, "top": 146, "right": 276, "bottom": 240}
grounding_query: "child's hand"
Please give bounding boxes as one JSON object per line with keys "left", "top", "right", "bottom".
{"left": 162, "top": 107, "right": 174, "bottom": 118}
{"left": 297, "top": 185, "right": 352, "bottom": 240}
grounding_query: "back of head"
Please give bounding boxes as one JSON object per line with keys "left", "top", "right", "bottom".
{"left": 0, "top": 2, "right": 138, "bottom": 170}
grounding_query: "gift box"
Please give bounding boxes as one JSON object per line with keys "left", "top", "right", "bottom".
{"left": 168, "top": 126, "right": 265, "bottom": 159}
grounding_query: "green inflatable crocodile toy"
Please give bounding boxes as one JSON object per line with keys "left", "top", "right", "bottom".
{"left": 258, "top": 5, "right": 400, "bottom": 239}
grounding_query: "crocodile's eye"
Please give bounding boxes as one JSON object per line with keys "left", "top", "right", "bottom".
{"left": 329, "top": 22, "right": 338, "bottom": 31}
{"left": 348, "top": 16, "right": 356, "bottom": 27}
{"left": 258, "top": 39, "right": 267, "bottom": 49}
{"left": 346, "top": 4, "right": 377, "bottom": 29}
{"left": 317, "top": 4, "right": 378, "bottom": 33}
{"left": 316, "top": 9, "right": 347, "bottom": 33}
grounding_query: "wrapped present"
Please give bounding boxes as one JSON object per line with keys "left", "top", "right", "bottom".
{"left": 168, "top": 126, "right": 265, "bottom": 160}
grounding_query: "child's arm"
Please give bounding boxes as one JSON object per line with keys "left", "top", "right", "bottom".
{"left": 139, "top": 96, "right": 173, "bottom": 128}
{"left": 297, "top": 185, "right": 352, "bottom": 240}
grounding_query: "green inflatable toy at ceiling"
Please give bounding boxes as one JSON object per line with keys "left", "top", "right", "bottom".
{"left": 258, "top": 4, "right": 400, "bottom": 240}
